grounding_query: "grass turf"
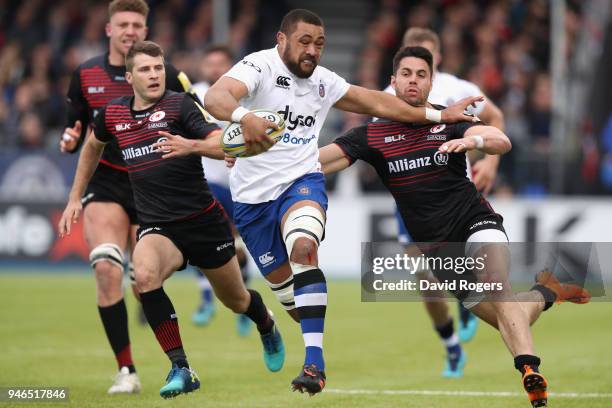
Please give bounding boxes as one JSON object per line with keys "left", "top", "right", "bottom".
{"left": 0, "top": 271, "right": 610, "bottom": 407}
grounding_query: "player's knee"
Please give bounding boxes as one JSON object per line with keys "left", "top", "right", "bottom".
{"left": 283, "top": 206, "right": 325, "bottom": 265}
{"left": 290, "top": 237, "right": 318, "bottom": 265}
{"left": 218, "top": 290, "right": 249, "bottom": 314}
{"left": 90, "top": 243, "right": 124, "bottom": 270}
{"left": 133, "top": 263, "right": 161, "bottom": 292}
{"left": 93, "top": 261, "right": 122, "bottom": 283}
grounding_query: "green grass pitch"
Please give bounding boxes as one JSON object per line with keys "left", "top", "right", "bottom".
{"left": 1, "top": 271, "right": 610, "bottom": 407}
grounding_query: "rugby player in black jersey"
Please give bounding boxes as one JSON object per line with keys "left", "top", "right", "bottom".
{"left": 319, "top": 46, "right": 590, "bottom": 408}
{"left": 58, "top": 41, "right": 285, "bottom": 399}
{"left": 58, "top": 0, "right": 192, "bottom": 394}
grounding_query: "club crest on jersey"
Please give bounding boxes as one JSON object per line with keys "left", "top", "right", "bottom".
{"left": 149, "top": 111, "right": 166, "bottom": 122}
{"left": 298, "top": 186, "right": 310, "bottom": 195}
{"left": 430, "top": 124, "right": 446, "bottom": 133}
{"left": 433, "top": 150, "right": 449, "bottom": 165}
{"left": 319, "top": 83, "right": 325, "bottom": 98}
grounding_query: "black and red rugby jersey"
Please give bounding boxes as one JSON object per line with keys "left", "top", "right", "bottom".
{"left": 334, "top": 109, "right": 490, "bottom": 242}
{"left": 92, "top": 91, "right": 219, "bottom": 224}
{"left": 66, "top": 53, "right": 189, "bottom": 171}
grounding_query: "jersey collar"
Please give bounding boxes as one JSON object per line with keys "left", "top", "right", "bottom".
{"left": 273, "top": 45, "right": 316, "bottom": 95}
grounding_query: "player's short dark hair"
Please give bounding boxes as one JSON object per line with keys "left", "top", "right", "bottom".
{"left": 279, "top": 9, "right": 323, "bottom": 35}
{"left": 108, "top": 0, "right": 150, "bottom": 19}
{"left": 392, "top": 46, "right": 434, "bottom": 77}
{"left": 125, "top": 41, "right": 164, "bottom": 71}
{"left": 203, "top": 45, "right": 234, "bottom": 62}
{"left": 402, "top": 27, "right": 440, "bottom": 51}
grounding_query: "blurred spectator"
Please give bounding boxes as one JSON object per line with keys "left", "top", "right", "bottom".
{"left": 0, "top": 0, "right": 263, "bottom": 151}
{"left": 0, "top": 0, "right": 605, "bottom": 196}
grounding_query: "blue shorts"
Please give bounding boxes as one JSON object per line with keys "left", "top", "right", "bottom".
{"left": 234, "top": 172, "right": 328, "bottom": 276}
{"left": 208, "top": 182, "right": 234, "bottom": 221}
{"left": 395, "top": 208, "right": 413, "bottom": 244}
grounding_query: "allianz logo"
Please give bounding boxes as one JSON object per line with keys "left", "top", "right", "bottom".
{"left": 388, "top": 151, "right": 449, "bottom": 173}
{"left": 277, "top": 105, "right": 316, "bottom": 130}
{"left": 122, "top": 137, "right": 167, "bottom": 160}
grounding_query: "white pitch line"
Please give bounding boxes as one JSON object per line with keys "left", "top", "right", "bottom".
{"left": 325, "top": 388, "right": 612, "bottom": 399}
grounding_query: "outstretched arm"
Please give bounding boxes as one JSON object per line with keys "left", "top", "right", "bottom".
{"left": 334, "top": 85, "right": 483, "bottom": 124}
{"left": 319, "top": 144, "right": 351, "bottom": 175}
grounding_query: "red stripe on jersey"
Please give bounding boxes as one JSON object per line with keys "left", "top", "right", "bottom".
{"left": 389, "top": 168, "right": 446, "bottom": 183}
{"left": 80, "top": 66, "right": 133, "bottom": 107}
{"left": 379, "top": 144, "right": 443, "bottom": 158}
{"left": 128, "top": 157, "right": 166, "bottom": 170}
{"left": 99, "top": 159, "right": 127, "bottom": 172}
{"left": 389, "top": 171, "right": 444, "bottom": 187}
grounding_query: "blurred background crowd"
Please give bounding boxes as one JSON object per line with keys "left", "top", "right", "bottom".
{"left": 0, "top": 0, "right": 610, "bottom": 195}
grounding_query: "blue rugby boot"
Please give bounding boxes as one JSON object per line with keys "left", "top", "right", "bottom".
{"left": 442, "top": 349, "right": 466, "bottom": 378}
{"left": 260, "top": 323, "right": 285, "bottom": 372}
{"left": 159, "top": 364, "right": 200, "bottom": 399}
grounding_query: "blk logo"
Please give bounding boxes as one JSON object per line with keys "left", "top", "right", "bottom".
{"left": 115, "top": 123, "right": 131, "bottom": 131}
{"left": 276, "top": 76, "right": 291, "bottom": 89}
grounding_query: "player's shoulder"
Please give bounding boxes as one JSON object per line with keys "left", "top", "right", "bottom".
{"left": 158, "top": 90, "right": 188, "bottom": 106}
{"left": 76, "top": 54, "right": 107, "bottom": 71}
{"left": 105, "top": 95, "right": 131, "bottom": 110}
{"left": 435, "top": 72, "right": 480, "bottom": 94}
{"left": 367, "top": 117, "right": 397, "bottom": 128}
{"left": 382, "top": 84, "right": 395, "bottom": 95}
{"left": 366, "top": 118, "right": 409, "bottom": 134}
{"left": 239, "top": 47, "right": 275, "bottom": 70}
{"left": 434, "top": 71, "right": 463, "bottom": 85}
{"left": 97, "top": 96, "right": 130, "bottom": 123}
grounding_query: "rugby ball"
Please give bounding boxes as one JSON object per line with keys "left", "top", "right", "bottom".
{"left": 221, "top": 110, "right": 285, "bottom": 157}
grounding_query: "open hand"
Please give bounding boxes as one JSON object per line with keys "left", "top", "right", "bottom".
{"left": 58, "top": 198, "right": 83, "bottom": 237}
{"left": 153, "top": 131, "right": 197, "bottom": 158}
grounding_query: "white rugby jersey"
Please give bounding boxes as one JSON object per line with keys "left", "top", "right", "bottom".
{"left": 193, "top": 81, "right": 230, "bottom": 187}
{"left": 384, "top": 71, "right": 485, "bottom": 116}
{"left": 223, "top": 46, "right": 350, "bottom": 204}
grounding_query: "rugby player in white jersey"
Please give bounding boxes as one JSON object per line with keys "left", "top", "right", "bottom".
{"left": 191, "top": 45, "right": 253, "bottom": 336}
{"left": 204, "top": 9, "right": 481, "bottom": 395}
{"left": 380, "top": 28, "right": 506, "bottom": 377}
